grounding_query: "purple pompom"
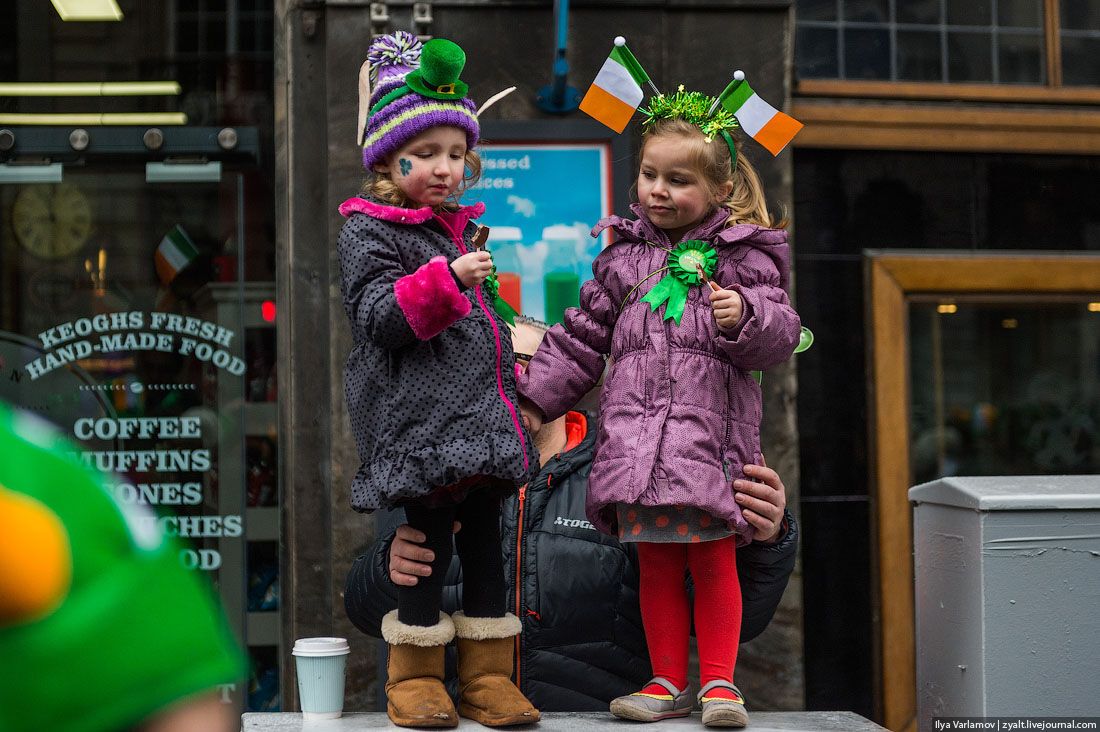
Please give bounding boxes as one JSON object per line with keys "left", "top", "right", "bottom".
{"left": 367, "top": 31, "right": 422, "bottom": 82}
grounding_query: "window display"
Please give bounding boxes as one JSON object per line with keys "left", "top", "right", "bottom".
{"left": 0, "top": 157, "right": 277, "bottom": 713}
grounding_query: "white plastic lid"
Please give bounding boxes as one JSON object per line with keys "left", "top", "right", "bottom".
{"left": 909, "top": 475, "right": 1100, "bottom": 511}
{"left": 292, "top": 637, "right": 350, "bottom": 657}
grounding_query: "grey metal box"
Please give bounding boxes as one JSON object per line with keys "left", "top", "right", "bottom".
{"left": 909, "top": 476, "right": 1100, "bottom": 728}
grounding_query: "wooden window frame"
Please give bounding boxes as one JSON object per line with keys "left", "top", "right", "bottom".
{"left": 789, "top": 100, "right": 1100, "bottom": 153}
{"left": 795, "top": 79, "right": 1100, "bottom": 105}
{"left": 866, "top": 251, "right": 1100, "bottom": 732}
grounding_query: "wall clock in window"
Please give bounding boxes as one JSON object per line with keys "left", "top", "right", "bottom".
{"left": 12, "top": 183, "right": 92, "bottom": 260}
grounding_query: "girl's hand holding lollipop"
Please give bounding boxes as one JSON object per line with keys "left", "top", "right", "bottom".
{"left": 698, "top": 263, "right": 744, "bottom": 330}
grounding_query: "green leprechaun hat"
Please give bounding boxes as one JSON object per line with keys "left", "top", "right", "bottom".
{"left": 403, "top": 38, "right": 469, "bottom": 99}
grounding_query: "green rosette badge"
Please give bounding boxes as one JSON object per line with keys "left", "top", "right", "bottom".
{"left": 641, "top": 240, "right": 717, "bottom": 325}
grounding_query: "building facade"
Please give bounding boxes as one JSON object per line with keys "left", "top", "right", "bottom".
{"left": 3, "top": 2, "right": 1098, "bottom": 730}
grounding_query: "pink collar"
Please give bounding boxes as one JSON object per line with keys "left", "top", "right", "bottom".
{"left": 338, "top": 197, "right": 485, "bottom": 224}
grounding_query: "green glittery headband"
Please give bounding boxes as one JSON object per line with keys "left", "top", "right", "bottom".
{"left": 640, "top": 85, "right": 739, "bottom": 170}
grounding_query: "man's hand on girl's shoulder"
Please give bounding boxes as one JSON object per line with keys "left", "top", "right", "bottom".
{"left": 734, "top": 461, "right": 787, "bottom": 544}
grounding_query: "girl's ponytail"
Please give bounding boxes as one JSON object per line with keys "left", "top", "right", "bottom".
{"left": 721, "top": 152, "right": 786, "bottom": 230}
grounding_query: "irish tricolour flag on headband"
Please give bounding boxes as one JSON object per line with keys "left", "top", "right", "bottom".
{"left": 579, "top": 37, "right": 649, "bottom": 133}
{"left": 154, "top": 224, "right": 199, "bottom": 286}
{"left": 716, "top": 70, "right": 803, "bottom": 156}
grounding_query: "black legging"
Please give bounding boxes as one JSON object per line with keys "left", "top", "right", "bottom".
{"left": 398, "top": 489, "right": 506, "bottom": 627}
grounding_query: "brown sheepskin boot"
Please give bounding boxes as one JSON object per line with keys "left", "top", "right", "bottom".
{"left": 452, "top": 611, "right": 540, "bottom": 727}
{"left": 381, "top": 610, "right": 458, "bottom": 728}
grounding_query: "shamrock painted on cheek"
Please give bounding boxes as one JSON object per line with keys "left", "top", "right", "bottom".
{"left": 399, "top": 158, "right": 412, "bottom": 177}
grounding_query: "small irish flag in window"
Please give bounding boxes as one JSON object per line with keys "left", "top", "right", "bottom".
{"left": 579, "top": 37, "right": 650, "bottom": 134}
{"left": 716, "top": 71, "right": 803, "bottom": 156}
{"left": 154, "top": 224, "right": 199, "bottom": 286}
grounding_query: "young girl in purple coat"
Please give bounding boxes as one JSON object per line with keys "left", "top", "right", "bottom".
{"left": 518, "top": 89, "right": 801, "bottom": 727}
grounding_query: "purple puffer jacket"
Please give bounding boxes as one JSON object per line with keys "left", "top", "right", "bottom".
{"left": 518, "top": 205, "right": 800, "bottom": 545}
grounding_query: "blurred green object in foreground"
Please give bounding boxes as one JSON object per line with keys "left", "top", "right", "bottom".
{"left": 752, "top": 326, "right": 814, "bottom": 385}
{"left": 0, "top": 402, "right": 246, "bottom": 732}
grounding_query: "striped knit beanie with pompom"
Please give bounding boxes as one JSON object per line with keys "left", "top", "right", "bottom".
{"left": 361, "top": 31, "right": 480, "bottom": 170}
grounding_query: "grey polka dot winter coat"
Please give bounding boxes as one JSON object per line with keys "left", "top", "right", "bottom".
{"left": 336, "top": 196, "right": 539, "bottom": 512}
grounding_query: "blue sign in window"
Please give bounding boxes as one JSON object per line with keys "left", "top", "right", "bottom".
{"left": 473, "top": 144, "right": 612, "bottom": 323}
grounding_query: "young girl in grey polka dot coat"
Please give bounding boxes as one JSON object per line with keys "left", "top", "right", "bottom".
{"left": 336, "top": 33, "right": 540, "bottom": 728}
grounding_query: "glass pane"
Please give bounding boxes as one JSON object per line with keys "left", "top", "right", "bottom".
{"left": 240, "top": 15, "right": 256, "bottom": 52}
{"left": 1060, "top": 0, "right": 1100, "bottom": 30}
{"left": 207, "top": 18, "right": 227, "bottom": 52}
{"left": 947, "top": 31, "right": 994, "bottom": 81}
{"left": 844, "top": 28, "right": 891, "bottom": 79}
{"left": 897, "top": 30, "right": 944, "bottom": 80}
{"left": 1061, "top": 35, "right": 1100, "bottom": 85}
{"left": 898, "top": 0, "right": 941, "bottom": 25}
{"left": 998, "top": 0, "right": 1043, "bottom": 28}
{"left": 0, "top": 163, "right": 276, "bottom": 711}
{"left": 844, "top": 0, "right": 888, "bottom": 23}
{"left": 909, "top": 301, "right": 1100, "bottom": 483}
{"left": 258, "top": 17, "right": 274, "bottom": 54}
{"left": 797, "top": 0, "right": 838, "bottom": 21}
{"left": 178, "top": 19, "right": 199, "bottom": 51}
{"left": 946, "top": 0, "right": 993, "bottom": 26}
{"left": 797, "top": 26, "right": 841, "bottom": 78}
{"left": 999, "top": 32, "right": 1045, "bottom": 83}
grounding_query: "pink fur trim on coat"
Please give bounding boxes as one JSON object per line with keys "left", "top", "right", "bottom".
{"left": 337, "top": 197, "right": 486, "bottom": 224}
{"left": 394, "top": 256, "right": 470, "bottom": 339}
{"left": 338, "top": 197, "right": 434, "bottom": 223}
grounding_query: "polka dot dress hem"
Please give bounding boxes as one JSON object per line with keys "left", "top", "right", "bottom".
{"left": 616, "top": 503, "right": 734, "bottom": 544}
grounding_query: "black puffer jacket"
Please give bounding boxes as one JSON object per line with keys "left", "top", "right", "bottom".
{"left": 344, "top": 412, "right": 799, "bottom": 710}
{"left": 337, "top": 196, "right": 539, "bottom": 511}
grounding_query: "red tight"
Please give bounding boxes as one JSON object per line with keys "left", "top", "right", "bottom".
{"left": 636, "top": 537, "right": 742, "bottom": 698}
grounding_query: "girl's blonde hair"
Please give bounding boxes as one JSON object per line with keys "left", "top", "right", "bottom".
{"left": 641, "top": 118, "right": 786, "bottom": 229}
{"left": 361, "top": 149, "right": 482, "bottom": 211}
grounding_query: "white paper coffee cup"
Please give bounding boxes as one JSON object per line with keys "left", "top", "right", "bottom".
{"left": 292, "top": 637, "right": 350, "bottom": 720}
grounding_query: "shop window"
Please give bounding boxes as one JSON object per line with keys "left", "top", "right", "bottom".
{"left": 0, "top": 158, "right": 277, "bottom": 713}
{"left": 794, "top": 149, "right": 1100, "bottom": 725}
{"left": 910, "top": 300, "right": 1100, "bottom": 484}
{"left": 796, "top": 0, "right": 1050, "bottom": 84}
{"left": 798, "top": 0, "right": 1100, "bottom": 91}
{"left": 2, "top": 1, "right": 278, "bottom": 716}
